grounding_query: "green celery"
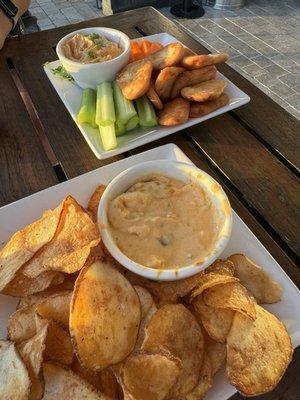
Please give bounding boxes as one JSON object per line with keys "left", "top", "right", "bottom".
{"left": 115, "top": 121, "right": 126, "bottom": 136}
{"left": 135, "top": 95, "right": 157, "bottom": 127}
{"left": 125, "top": 114, "right": 139, "bottom": 131}
{"left": 96, "top": 82, "right": 116, "bottom": 127}
{"left": 99, "top": 123, "right": 117, "bottom": 151}
{"left": 112, "top": 81, "right": 137, "bottom": 125}
{"left": 76, "top": 88, "right": 97, "bottom": 128}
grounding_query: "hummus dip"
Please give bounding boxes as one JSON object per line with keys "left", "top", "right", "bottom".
{"left": 62, "top": 33, "right": 122, "bottom": 64}
{"left": 107, "top": 175, "right": 220, "bottom": 269}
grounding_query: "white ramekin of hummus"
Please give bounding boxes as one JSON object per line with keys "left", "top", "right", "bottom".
{"left": 56, "top": 27, "right": 130, "bottom": 89}
{"left": 98, "top": 160, "right": 232, "bottom": 281}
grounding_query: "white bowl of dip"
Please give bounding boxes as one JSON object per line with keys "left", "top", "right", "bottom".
{"left": 98, "top": 160, "right": 232, "bottom": 281}
{"left": 56, "top": 27, "right": 130, "bottom": 89}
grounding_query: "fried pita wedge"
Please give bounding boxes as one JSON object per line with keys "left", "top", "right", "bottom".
{"left": 155, "top": 66, "right": 185, "bottom": 100}
{"left": 182, "top": 52, "right": 229, "bottom": 69}
{"left": 190, "top": 93, "right": 229, "bottom": 117}
{"left": 0, "top": 340, "right": 31, "bottom": 400}
{"left": 146, "top": 43, "right": 185, "bottom": 70}
{"left": 158, "top": 98, "right": 190, "bottom": 126}
{"left": 227, "top": 304, "right": 293, "bottom": 396}
{"left": 87, "top": 184, "right": 106, "bottom": 222}
{"left": 146, "top": 84, "right": 163, "bottom": 110}
{"left": 170, "top": 65, "right": 216, "bottom": 99}
{"left": 181, "top": 79, "right": 227, "bottom": 102}
{"left": 117, "top": 59, "right": 153, "bottom": 100}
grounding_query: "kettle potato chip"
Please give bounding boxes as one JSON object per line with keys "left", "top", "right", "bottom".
{"left": 87, "top": 184, "right": 106, "bottom": 222}
{"left": 8, "top": 303, "right": 38, "bottom": 343}
{"left": 70, "top": 260, "right": 141, "bottom": 370}
{"left": 134, "top": 286, "right": 157, "bottom": 350}
{"left": 185, "top": 352, "right": 213, "bottom": 400}
{"left": 226, "top": 304, "right": 293, "bottom": 396}
{"left": 205, "top": 259, "right": 235, "bottom": 276}
{"left": 190, "top": 273, "right": 238, "bottom": 301}
{"left": 36, "top": 291, "right": 72, "bottom": 329}
{"left": 142, "top": 304, "right": 204, "bottom": 397}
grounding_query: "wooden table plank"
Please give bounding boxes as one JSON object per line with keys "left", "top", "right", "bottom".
{"left": 134, "top": 7, "right": 300, "bottom": 170}
{"left": 0, "top": 61, "right": 58, "bottom": 207}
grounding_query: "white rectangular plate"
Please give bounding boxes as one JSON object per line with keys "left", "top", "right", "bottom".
{"left": 44, "top": 32, "right": 250, "bottom": 159}
{"left": 0, "top": 144, "right": 299, "bottom": 400}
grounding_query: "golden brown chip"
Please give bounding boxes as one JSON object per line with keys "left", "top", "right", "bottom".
{"left": 190, "top": 93, "right": 229, "bottom": 118}
{"left": 193, "top": 295, "right": 234, "bottom": 343}
{"left": 170, "top": 65, "right": 217, "bottom": 99}
{"left": 146, "top": 84, "right": 163, "bottom": 110}
{"left": 226, "top": 304, "right": 293, "bottom": 396}
{"left": 0, "top": 340, "right": 31, "bottom": 400}
{"left": 17, "top": 322, "right": 48, "bottom": 400}
{"left": 190, "top": 272, "right": 238, "bottom": 300}
{"left": 2, "top": 269, "right": 64, "bottom": 297}
{"left": 0, "top": 201, "right": 64, "bottom": 292}
{"left": 205, "top": 258, "right": 235, "bottom": 276}
{"left": 36, "top": 291, "right": 72, "bottom": 328}
{"left": 181, "top": 79, "right": 227, "bottom": 102}
{"left": 35, "top": 315, "right": 73, "bottom": 366}
{"left": 8, "top": 303, "right": 38, "bottom": 343}
{"left": 134, "top": 286, "right": 157, "bottom": 350}
{"left": 182, "top": 52, "right": 229, "bottom": 69}
{"left": 43, "top": 362, "right": 110, "bottom": 400}
{"left": 203, "top": 330, "right": 226, "bottom": 375}
{"left": 155, "top": 66, "right": 185, "bottom": 100}
{"left": 142, "top": 304, "right": 204, "bottom": 397}
{"left": 158, "top": 98, "right": 190, "bottom": 126}
{"left": 22, "top": 196, "right": 100, "bottom": 278}
{"left": 146, "top": 43, "right": 185, "bottom": 70}
{"left": 203, "top": 282, "right": 256, "bottom": 320}
{"left": 70, "top": 260, "right": 141, "bottom": 371}
{"left": 121, "top": 352, "right": 182, "bottom": 400}
{"left": 117, "top": 59, "right": 153, "bottom": 100}
{"left": 185, "top": 352, "right": 213, "bottom": 400}
{"left": 87, "top": 184, "right": 106, "bottom": 222}
{"left": 229, "top": 254, "right": 282, "bottom": 304}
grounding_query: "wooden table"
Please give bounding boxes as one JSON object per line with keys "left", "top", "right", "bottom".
{"left": 1, "top": 7, "right": 299, "bottom": 399}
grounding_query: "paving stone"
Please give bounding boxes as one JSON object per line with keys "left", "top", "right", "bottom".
{"left": 242, "top": 63, "right": 266, "bottom": 77}
{"left": 285, "top": 106, "right": 300, "bottom": 119}
{"left": 251, "top": 54, "right": 273, "bottom": 68}
{"left": 269, "top": 81, "right": 296, "bottom": 99}
{"left": 229, "top": 55, "right": 253, "bottom": 68}
{"left": 285, "top": 93, "right": 300, "bottom": 111}
{"left": 279, "top": 74, "right": 300, "bottom": 93}
{"left": 264, "top": 64, "right": 288, "bottom": 78}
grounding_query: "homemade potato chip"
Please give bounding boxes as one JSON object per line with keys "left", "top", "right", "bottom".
{"left": 205, "top": 258, "right": 235, "bottom": 276}
{"left": 182, "top": 52, "right": 229, "bottom": 69}
{"left": 203, "top": 282, "right": 256, "bottom": 320}
{"left": 190, "top": 273, "right": 238, "bottom": 300}
{"left": 181, "top": 80, "right": 227, "bottom": 102}
{"left": 2, "top": 269, "right": 64, "bottom": 297}
{"left": 0, "top": 201, "right": 64, "bottom": 292}
{"left": 189, "top": 93, "right": 229, "bottom": 118}
{"left": 121, "top": 352, "right": 182, "bottom": 400}
{"left": 147, "top": 84, "right": 163, "bottom": 110}
{"left": 18, "top": 322, "right": 48, "bottom": 400}
{"left": 0, "top": 340, "right": 30, "bottom": 400}
{"left": 22, "top": 196, "right": 100, "bottom": 278}
{"left": 43, "top": 362, "right": 110, "bottom": 400}
{"left": 193, "top": 295, "right": 234, "bottom": 343}
{"left": 70, "top": 260, "right": 141, "bottom": 370}
{"left": 117, "top": 59, "right": 153, "bottom": 100}
{"left": 146, "top": 43, "right": 185, "bottom": 70}
{"left": 36, "top": 291, "right": 72, "bottom": 328}
{"left": 87, "top": 184, "right": 106, "bottom": 222}
{"left": 229, "top": 254, "right": 282, "bottom": 304}
{"left": 8, "top": 303, "right": 38, "bottom": 343}
{"left": 170, "top": 65, "right": 217, "bottom": 99}
{"left": 142, "top": 304, "right": 204, "bottom": 397}
{"left": 204, "top": 331, "right": 226, "bottom": 375}
{"left": 158, "top": 98, "right": 190, "bottom": 126}
{"left": 226, "top": 304, "right": 293, "bottom": 396}
{"left": 185, "top": 352, "right": 213, "bottom": 400}
{"left": 35, "top": 315, "right": 73, "bottom": 366}
{"left": 154, "top": 66, "right": 185, "bottom": 100}
{"left": 134, "top": 286, "right": 157, "bottom": 350}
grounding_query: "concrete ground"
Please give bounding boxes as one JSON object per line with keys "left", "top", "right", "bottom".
{"left": 27, "top": 0, "right": 300, "bottom": 120}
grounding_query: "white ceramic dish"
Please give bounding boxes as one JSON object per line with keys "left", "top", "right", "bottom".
{"left": 56, "top": 27, "right": 130, "bottom": 89}
{"left": 44, "top": 32, "right": 250, "bottom": 159}
{"left": 0, "top": 144, "right": 299, "bottom": 400}
{"left": 99, "top": 160, "right": 232, "bottom": 281}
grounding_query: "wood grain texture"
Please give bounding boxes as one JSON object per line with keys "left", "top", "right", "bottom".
{"left": 135, "top": 7, "right": 300, "bottom": 170}
{"left": 0, "top": 61, "right": 58, "bottom": 207}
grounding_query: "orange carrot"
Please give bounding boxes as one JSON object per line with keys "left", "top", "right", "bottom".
{"left": 148, "top": 42, "right": 163, "bottom": 55}
{"left": 130, "top": 41, "right": 144, "bottom": 62}
{"left": 140, "top": 39, "right": 152, "bottom": 56}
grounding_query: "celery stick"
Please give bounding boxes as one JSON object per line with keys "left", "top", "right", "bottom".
{"left": 125, "top": 114, "right": 139, "bottom": 131}
{"left": 99, "top": 123, "right": 117, "bottom": 150}
{"left": 135, "top": 95, "right": 157, "bottom": 127}
{"left": 112, "top": 81, "right": 137, "bottom": 125}
{"left": 96, "top": 82, "right": 116, "bottom": 126}
{"left": 76, "top": 88, "right": 97, "bottom": 128}
{"left": 115, "top": 121, "right": 126, "bottom": 136}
